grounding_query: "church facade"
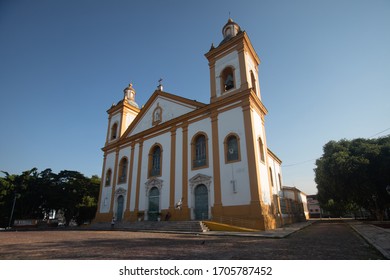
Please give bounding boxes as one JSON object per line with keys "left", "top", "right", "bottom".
{"left": 94, "top": 19, "right": 284, "bottom": 230}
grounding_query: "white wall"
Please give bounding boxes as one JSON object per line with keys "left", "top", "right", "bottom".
{"left": 99, "top": 152, "right": 116, "bottom": 213}
{"left": 251, "top": 110, "right": 271, "bottom": 205}
{"left": 187, "top": 118, "right": 214, "bottom": 210}
{"left": 267, "top": 154, "right": 283, "bottom": 196}
{"left": 140, "top": 132, "right": 172, "bottom": 211}
{"left": 217, "top": 107, "right": 251, "bottom": 206}
{"left": 214, "top": 50, "right": 241, "bottom": 97}
{"left": 245, "top": 51, "right": 261, "bottom": 99}
{"left": 131, "top": 97, "right": 197, "bottom": 136}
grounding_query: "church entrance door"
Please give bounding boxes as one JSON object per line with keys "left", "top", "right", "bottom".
{"left": 148, "top": 187, "right": 160, "bottom": 221}
{"left": 194, "top": 184, "right": 208, "bottom": 220}
{"left": 116, "top": 195, "right": 124, "bottom": 222}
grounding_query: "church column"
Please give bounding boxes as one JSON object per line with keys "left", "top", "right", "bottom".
{"left": 134, "top": 140, "right": 144, "bottom": 215}
{"left": 242, "top": 100, "right": 263, "bottom": 214}
{"left": 181, "top": 122, "right": 190, "bottom": 220}
{"left": 208, "top": 58, "right": 217, "bottom": 102}
{"left": 238, "top": 46, "right": 249, "bottom": 90}
{"left": 211, "top": 111, "right": 223, "bottom": 216}
{"left": 169, "top": 127, "right": 177, "bottom": 213}
{"left": 109, "top": 148, "right": 120, "bottom": 215}
{"left": 124, "top": 143, "right": 135, "bottom": 220}
{"left": 96, "top": 154, "right": 107, "bottom": 213}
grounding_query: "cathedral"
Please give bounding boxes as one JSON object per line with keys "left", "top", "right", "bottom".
{"left": 94, "top": 19, "right": 284, "bottom": 230}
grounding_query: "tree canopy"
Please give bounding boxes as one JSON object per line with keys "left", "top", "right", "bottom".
{"left": 314, "top": 135, "right": 390, "bottom": 220}
{"left": 0, "top": 168, "right": 100, "bottom": 228}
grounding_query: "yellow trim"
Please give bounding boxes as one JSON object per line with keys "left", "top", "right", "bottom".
{"left": 203, "top": 221, "right": 257, "bottom": 232}
{"left": 238, "top": 47, "right": 249, "bottom": 91}
{"left": 134, "top": 140, "right": 144, "bottom": 213}
{"left": 96, "top": 154, "right": 107, "bottom": 214}
{"left": 267, "top": 148, "right": 282, "bottom": 164}
{"left": 242, "top": 101, "right": 261, "bottom": 204}
{"left": 211, "top": 111, "right": 222, "bottom": 210}
{"left": 169, "top": 127, "right": 177, "bottom": 211}
{"left": 181, "top": 123, "right": 189, "bottom": 219}
{"left": 125, "top": 143, "right": 135, "bottom": 213}
{"left": 109, "top": 148, "right": 120, "bottom": 214}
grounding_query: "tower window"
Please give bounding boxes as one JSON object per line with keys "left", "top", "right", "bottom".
{"left": 224, "top": 133, "right": 241, "bottom": 163}
{"left": 250, "top": 70, "right": 257, "bottom": 95}
{"left": 192, "top": 133, "right": 208, "bottom": 169}
{"left": 111, "top": 123, "right": 118, "bottom": 140}
{"left": 118, "top": 157, "right": 128, "bottom": 184}
{"left": 221, "top": 67, "right": 235, "bottom": 92}
{"left": 105, "top": 169, "right": 112, "bottom": 186}
{"left": 149, "top": 145, "right": 162, "bottom": 177}
{"left": 259, "top": 137, "right": 265, "bottom": 163}
{"left": 269, "top": 167, "right": 274, "bottom": 187}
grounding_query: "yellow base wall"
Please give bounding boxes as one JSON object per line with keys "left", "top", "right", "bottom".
{"left": 93, "top": 203, "right": 278, "bottom": 231}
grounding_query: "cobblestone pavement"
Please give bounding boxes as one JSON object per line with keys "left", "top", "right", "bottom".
{"left": 0, "top": 221, "right": 385, "bottom": 260}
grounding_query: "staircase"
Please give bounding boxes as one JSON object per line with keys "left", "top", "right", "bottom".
{"left": 90, "top": 220, "right": 208, "bottom": 233}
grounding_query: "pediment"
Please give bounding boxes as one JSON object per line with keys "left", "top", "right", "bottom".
{"left": 123, "top": 90, "right": 206, "bottom": 138}
{"left": 189, "top": 173, "right": 212, "bottom": 185}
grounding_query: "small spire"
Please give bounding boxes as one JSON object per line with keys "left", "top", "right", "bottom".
{"left": 157, "top": 78, "right": 163, "bottom": 91}
{"left": 123, "top": 82, "right": 139, "bottom": 108}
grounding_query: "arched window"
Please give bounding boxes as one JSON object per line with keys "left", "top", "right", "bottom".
{"left": 105, "top": 169, "right": 112, "bottom": 186}
{"left": 149, "top": 145, "right": 162, "bottom": 177}
{"left": 269, "top": 167, "right": 274, "bottom": 186}
{"left": 221, "top": 67, "right": 235, "bottom": 92}
{"left": 224, "top": 133, "right": 240, "bottom": 163}
{"left": 259, "top": 137, "right": 265, "bottom": 163}
{"left": 118, "top": 157, "right": 128, "bottom": 183}
{"left": 250, "top": 70, "right": 257, "bottom": 95}
{"left": 192, "top": 133, "right": 208, "bottom": 169}
{"left": 111, "top": 123, "right": 118, "bottom": 140}
{"left": 278, "top": 173, "right": 282, "bottom": 188}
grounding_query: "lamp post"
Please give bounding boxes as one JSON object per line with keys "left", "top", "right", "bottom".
{"left": 8, "top": 192, "right": 19, "bottom": 229}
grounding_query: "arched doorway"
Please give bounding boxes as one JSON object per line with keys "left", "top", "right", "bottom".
{"left": 194, "top": 184, "right": 208, "bottom": 220}
{"left": 148, "top": 187, "right": 160, "bottom": 221}
{"left": 116, "top": 195, "right": 124, "bottom": 222}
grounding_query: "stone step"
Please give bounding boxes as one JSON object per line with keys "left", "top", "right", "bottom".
{"left": 90, "top": 221, "right": 208, "bottom": 233}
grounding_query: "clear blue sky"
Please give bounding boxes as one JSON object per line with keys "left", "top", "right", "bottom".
{"left": 1, "top": 0, "right": 389, "bottom": 195}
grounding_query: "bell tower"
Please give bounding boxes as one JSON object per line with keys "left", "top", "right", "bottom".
{"left": 205, "top": 18, "right": 262, "bottom": 102}
{"left": 105, "top": 83, "right": 140, "bottom": 145}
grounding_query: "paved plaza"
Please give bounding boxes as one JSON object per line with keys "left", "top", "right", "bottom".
{"left": 0, "top": 221, "right": 387, "bottom": 259}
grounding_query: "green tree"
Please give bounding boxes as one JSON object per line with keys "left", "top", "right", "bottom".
{"left": 0, "top": 168, "right": 100, "bottom": 227}
{"left": 315, "top": 136, "right": 390, "bottom": 220}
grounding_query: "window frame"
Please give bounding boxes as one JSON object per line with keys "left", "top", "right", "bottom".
{"left": 220, "top": 66, "right": 236, "bottom": 93}
{"left": 191, "top": 132, "right": 209, "bottom": 170}
{"left": 118, "top": 157, "right": 128, "bottom": 184}
{"left": 224, "top": 133, "right": 241, "bottom": 163}
{"left": 105, "top": 169, "right": 112, "bottom": 187}
{"left": 148, "top": 144, "right": 163, "bottom": 178}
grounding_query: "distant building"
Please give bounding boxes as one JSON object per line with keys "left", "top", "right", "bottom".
{"left": 280, "top": 186, "right": 309, "bottom": 223}
{"left": 94, "top": 19, "right": 287, "bottom": 230}
{"left": 307, "top": 195, "right": 322, "bottom": 218}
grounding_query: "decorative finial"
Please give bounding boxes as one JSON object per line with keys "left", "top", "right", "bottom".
{"left": 157, "top": 78, "right": 163, "bottom": 91}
